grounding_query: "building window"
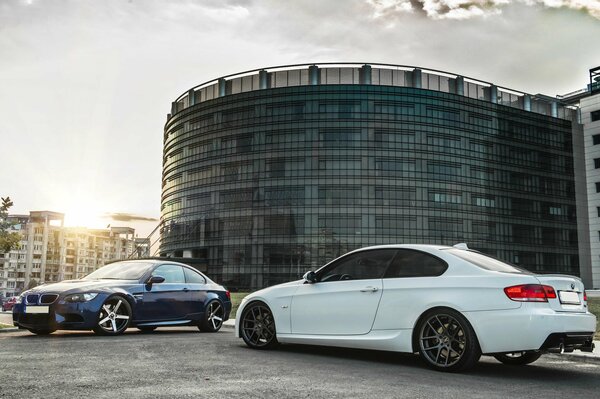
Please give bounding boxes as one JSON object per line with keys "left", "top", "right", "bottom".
{"left": 595, "top": 158, "right": 600, "bottom": 169}
{"left": 593, "top": 134, "right": 600, "bottom": 145}
{"left": 597, "top": 207, "right": 600, "bottom": 217}
{"left": 592, "top": 110, "right": 600, "bottom": 122}
{"left": 596, "top": 182, "right": 600, "bottom": 193}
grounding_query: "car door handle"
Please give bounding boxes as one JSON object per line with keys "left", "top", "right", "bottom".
{"left": 182, "top": 288, "right": 189, "bottom": 292}
{"left": 360, "top": 286, "right": 379, "bottom": 293}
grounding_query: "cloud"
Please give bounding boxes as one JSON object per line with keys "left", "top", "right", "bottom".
{"left": 103, "top": 213, "right": 158, "bottom": 222}
{"left": 366, "top": 0, "right": 600, "bottom": 20}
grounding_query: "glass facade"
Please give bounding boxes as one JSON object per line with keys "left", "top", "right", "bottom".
{"left": 162, "top": 65, "right": 578, "bottom": 290}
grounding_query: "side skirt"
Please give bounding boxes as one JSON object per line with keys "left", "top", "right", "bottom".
{"left": 277, "top": 329, "right": 413, "bottom": 353}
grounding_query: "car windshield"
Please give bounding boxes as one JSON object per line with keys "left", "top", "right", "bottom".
{"left": 82, "top": 262, "right": 154, "bottom": 280}
{"left": 443, "top": 248, "right": 531, "bottom": 274}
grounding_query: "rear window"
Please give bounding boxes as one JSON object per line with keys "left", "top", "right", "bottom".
{"left": 444, "top": 249, "right": 531, "bottom": 274}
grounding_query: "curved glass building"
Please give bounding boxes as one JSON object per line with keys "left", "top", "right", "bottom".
{"left": 162, "top": 63, "right": 582, "bottom": 290}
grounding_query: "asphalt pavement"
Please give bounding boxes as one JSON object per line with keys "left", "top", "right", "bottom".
{"left": 1, "top": 324, "right": 600, "bottom": 399}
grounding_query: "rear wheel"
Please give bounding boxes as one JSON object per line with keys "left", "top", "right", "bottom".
{"left": 28, "top": 329, "right": 55, "bottom": 335}
{"left": 493, "top": 351, "right": 542, "bottom": 365}
{"left": 93, "top": 296, "right": 131, "bottom": 336}
{"left": 198, "top": 300, "right": 224, "bottom": 332}
{"left": 416, "top": 308, "right": 481, "bottom": 372}
{"left": 240, "top": 301, "right": 277, "bottom": 349}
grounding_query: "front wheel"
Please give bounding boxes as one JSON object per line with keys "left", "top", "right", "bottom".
{"left": 416, "top": 308, "right": 481, "bottom": 372}
{"left": 198, "top": 300, "right": 224, "bottom": 332}
{"left": 240, "top": 301, "right": 278, "bottom": 349}
{"left": 493, "top": 351, "right": 542, "bottom": 365}
{"left": 93, "top": 296, "right": 131, "bottom": 336}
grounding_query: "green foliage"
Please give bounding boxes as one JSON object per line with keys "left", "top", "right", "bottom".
{"left": 0, "top": 196, "right": 21, "bottom": 253}
{"left": 587, "top": 297, "right": 600, "bottom": 339}
{"left": 229, "top": 292, "right": 250, "bottom": 318}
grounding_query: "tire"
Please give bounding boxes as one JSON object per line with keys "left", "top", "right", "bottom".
{"left": 28, "top": 329, "right": 55, "bottom": 335}
{"left": 198, "top": 300, "right": 224, "bottom": 332}
{"left": 239, "top": 301, "right": 278, "bottom": 349}
{"left": 93, "top": 296, "right": 132, "bottom": 336}
{"left": 416, "top": 308, "right": 481, "bottom": 372}
{"left": 137, "top": 326, "right": 157, "bottom": 333}
{"left": 493, "top": 351, "right": 542, "bottom": 365}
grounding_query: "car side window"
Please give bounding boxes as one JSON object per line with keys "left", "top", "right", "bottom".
{"left": 384, "top": 250, "right": 448, "bottom": 278}
{"left": 153, "top": 265, "right": 186, "bottom": 284}
{"left": 319, "top": 249, "right": 396, "bottom": 282}
{"left": 183, "top": 267, "right": 206, "bottom": 284}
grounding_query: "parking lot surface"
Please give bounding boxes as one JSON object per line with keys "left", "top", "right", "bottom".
{"left": 1, "top": 327, "right": 600, "bottom": 399}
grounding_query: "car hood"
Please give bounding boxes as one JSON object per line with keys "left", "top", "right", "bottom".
{"left": 26, "top": 279, "right": 135, "bottom": 294}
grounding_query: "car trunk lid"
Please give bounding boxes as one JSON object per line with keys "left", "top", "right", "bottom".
{"left": 535, "top": 274, "right": 587, "bottom": 313}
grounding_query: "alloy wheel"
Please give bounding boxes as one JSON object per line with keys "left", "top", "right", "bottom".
{"left": 419, "top": 314, "right": 467, "bottom": 368}
{"left": 241, "top": 303, "right": 277, "bottom": 349}
{"left": 207, "top": 301, "right": 224, "bottom": 331}
{"left": 96, "top": 297, "right": 131, "bottom": 335}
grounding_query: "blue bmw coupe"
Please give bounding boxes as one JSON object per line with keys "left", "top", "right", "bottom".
{"left": 12, "top": 260, "right": 231, "bottom": 336}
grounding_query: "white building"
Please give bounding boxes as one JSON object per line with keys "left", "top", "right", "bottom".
{"left": 561, "top": 67, "right": 600, "bottom": 288}
{"left": 0, "top": 211, "right": 136, "bottom": 298}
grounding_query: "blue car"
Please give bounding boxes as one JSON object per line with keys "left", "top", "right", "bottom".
{"left": 12, "top": 260, "right": 231, "bottom": 336}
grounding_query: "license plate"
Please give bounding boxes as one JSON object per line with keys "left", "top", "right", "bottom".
{"left": 558, "top": 291, "right": 580, "bottom": 305}
{"left": 25, "top": 306, "right": 49, "bottom": 314}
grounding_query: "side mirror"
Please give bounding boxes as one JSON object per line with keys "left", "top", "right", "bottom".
{"left": 147, "top": 276, "right": 165, "bottom": 285}
{"left": 303, "top": 271, "right": 317, "bottom": 284}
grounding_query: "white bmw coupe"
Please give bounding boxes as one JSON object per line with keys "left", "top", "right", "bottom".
{"left": 235, "top": 244, "right": 596, "bottom": 372}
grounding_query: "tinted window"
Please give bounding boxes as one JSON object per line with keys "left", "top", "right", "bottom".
{"left": 153, "top": 265, "right": 186, "bottom": 283}
{"left": 184, "top": 267, "right": 206, "bottom": 284}
{"left": 444, "top": 248, "right": 530, "bottom": 274}
{"left": 384, "top": 250, "right": 447, "bottom": 278}
{"left": 319, "top": 249, "right": 396, "bottom": 282}
{"left": 83, "top": 262, "right": 153, "bottom": 280}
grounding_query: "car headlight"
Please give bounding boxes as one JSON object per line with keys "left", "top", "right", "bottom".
{"left": 64, "top": 293, "right": 98, "bottom": 302}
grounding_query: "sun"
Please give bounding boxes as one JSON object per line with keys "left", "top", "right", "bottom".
{"left": 62, "top": 203, "right": 108, "bottom": 229}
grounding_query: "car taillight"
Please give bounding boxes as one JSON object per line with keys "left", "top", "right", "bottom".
{"left": 584, "top": 291, "right": 588, "bottom": 302}
{"left": 225, "top": 290, "right": 231, "bottom": 300}
{"left": 504, "top": 284, "right": 556, "bottom": 302}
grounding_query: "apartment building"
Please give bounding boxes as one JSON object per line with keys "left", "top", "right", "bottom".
{"left": 0, "top": 211, "right": 136, "bottom": 298}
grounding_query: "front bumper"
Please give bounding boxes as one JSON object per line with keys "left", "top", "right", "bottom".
{"left": 13, "top": 295, "right": 106, "bottom": 331}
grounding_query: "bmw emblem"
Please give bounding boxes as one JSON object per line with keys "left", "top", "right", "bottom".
{"left": 571, "top": 283, "right": 575, "bottom": 290}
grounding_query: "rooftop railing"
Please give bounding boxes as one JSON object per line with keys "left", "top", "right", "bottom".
{"left": 169, "top": 63, "right": 578, "bottom": 121}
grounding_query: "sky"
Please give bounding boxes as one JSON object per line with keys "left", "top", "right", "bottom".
{"left": 0, "top": 0, "right": 599, "bottom": 237}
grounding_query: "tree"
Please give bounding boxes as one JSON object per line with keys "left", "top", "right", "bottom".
{"left": 0, "top": 197, "right": 21, "bottom": 253}
{"left": 26, "top": 279, "right": 39, "bottom": 290}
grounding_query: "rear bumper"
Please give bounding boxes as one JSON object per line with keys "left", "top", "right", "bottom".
{"left": 539, "top": 332, "right": 595, "bottom": 353}
{"left": 464, "top": 304, "right": 597, "bottom": 354}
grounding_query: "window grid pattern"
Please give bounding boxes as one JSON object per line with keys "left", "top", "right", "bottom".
{"left": 162, "top": 85, "right": 579, "bottom": 289}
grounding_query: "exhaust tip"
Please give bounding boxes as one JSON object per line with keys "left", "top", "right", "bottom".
{"left": 548, "top": 342, "right": 565, "bottom": 354}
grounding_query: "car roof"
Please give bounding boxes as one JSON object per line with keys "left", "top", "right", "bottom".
{"left": 349, "top": 244, "right": 450, "bottom": 253}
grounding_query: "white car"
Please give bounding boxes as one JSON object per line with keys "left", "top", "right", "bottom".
{"left": 235, "top": 244, "right": 596, "bottom": 372}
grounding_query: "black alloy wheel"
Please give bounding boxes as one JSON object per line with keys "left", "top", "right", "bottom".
{"left": 493, "top": 351, "right": 542, "bottom": 365}
{"left": 198, "top": 300, "right": 225, "bottom": 332}
{"left": 417, "top": 308, "right": 481, "bottom": 372}
{"left": 93, "top": 296, "right": 132, "bottom": 336}
{"left": 240, "top": 301, "right": 277, "bottom": 349}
